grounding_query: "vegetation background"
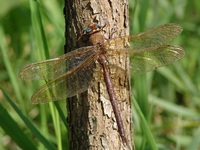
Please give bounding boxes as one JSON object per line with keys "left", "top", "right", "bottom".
{"left": 0, "top": 0, "right": 199, "bottom": 149}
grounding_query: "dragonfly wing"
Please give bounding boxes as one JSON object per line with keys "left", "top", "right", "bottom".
{"left": 19, "top": 46, "right": 95, "bottom": 80}
{"left": 105, "top": 23, "right": 182, "bottom": 50}
{"left": 31, "top": 53, "right": 98, "bottom": 104}
{"left": 129, "top": 45, "right": 185, "bottom": 75}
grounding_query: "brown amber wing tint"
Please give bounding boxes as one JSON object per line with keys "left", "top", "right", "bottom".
{"left": 18, "top": 23, "right": 184, "bottom": 103}
{"left": 105, "top": 23, "right": 183, "bottom": 50}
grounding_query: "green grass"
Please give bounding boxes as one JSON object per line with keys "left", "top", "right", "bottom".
{"left": 130, "top": 0, "right": 200, "bottom": 150}
{"left": 0, "top": 0, "right": 65, "bottom": 150}
{"left": 0, "top": 0, "right": 200, "bottom": 149}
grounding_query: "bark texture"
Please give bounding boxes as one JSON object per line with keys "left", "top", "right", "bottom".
{"left": 64, "top": 0, "right": 133, "bottom": 149}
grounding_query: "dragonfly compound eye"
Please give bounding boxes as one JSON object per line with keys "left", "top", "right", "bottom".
{"left": 97, "top": 24, "right": 102, "bottom": 29}
{"left": 85, "top": 28, "right": 91, "bottom": 33}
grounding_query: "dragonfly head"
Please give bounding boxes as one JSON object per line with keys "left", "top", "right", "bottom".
{"left": 84, "top": 23, "right": 106, "bottom": 35}
{"left": 77, "top": 23, "right": 106, "bottom": 46}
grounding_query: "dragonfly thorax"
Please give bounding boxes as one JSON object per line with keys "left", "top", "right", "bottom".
{"left": 89, "top": 32, "right": 104, "bottom": 45}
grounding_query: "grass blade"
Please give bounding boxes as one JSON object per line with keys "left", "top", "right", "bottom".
{"left": 0, "top": 104, "right": 37, "bottom": 150}
{"left": 132, "top": 96, "right": 158, "bottom": 150}
{"left": 2, "top": 89, "right": 57, "bottom": 150}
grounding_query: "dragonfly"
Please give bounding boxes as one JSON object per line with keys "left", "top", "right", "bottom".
{"left": 19, "top": 23, "right": 185, "bottom": 145}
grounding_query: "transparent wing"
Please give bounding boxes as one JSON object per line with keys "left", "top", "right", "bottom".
{"left": 31, "top": 53, "right": 98, "bottom": 104}
{"left": 108, "top": 45, "right": 184, "bottom": 75}
{"left": 105, "top": 23, "right": 182, "bottom": 50}
{"left": 18, "top": 46, "right": 95, "bottom": 80}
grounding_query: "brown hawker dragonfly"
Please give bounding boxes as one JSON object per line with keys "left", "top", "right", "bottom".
{"left": 19, "top": 23, "right": 185, "bottom": 144}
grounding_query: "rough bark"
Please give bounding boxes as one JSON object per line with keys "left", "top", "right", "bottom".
{"left": 64, "top": 0, "right": 133, "bottom": 149}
